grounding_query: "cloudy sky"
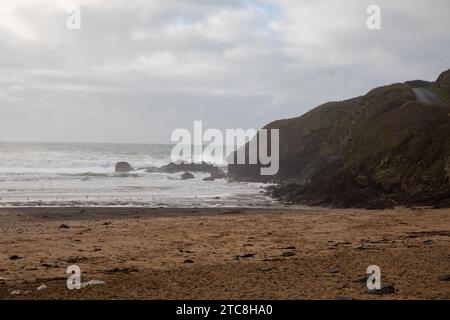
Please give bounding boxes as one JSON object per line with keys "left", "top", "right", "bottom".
{"left": 0, "top": 0, "right": 449, "bottom": 143}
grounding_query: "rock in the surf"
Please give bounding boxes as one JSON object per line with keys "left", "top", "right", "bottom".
{"left": 181, "top": 172, "right": 194, "bottom": 180}
{"left": 115, "top": 162, "right": 133, "bottom": 172}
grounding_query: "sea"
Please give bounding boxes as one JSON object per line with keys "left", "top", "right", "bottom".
{"left": 0, "top": 141, "right": 275, "bottom": 208}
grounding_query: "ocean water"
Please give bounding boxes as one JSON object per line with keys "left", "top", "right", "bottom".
{"left": 0, "top": 142, "right": 275, "bottom": 207}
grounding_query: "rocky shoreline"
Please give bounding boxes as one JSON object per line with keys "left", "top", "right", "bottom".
{"left": 264, "top": 179, "right": 450, "bottom": 210}
{"left": 116, "top": 161, "right": 227, "bottom": 181}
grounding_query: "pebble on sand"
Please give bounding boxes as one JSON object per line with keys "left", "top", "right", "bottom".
{"left": 240, "top": 253, "right": 255, "bottom": 258}
{"left": 10, "top": 290, "right": 22, "bottom": 295}
{"left": 439, "top": 274, "right": 450, "bottom": 281}
{"left": 353, "top": 275, "right": 369, "bottom": 284}
{"left": 281, "top": 251, "right": 296, "bottom": 257}
{"left": 327, "top": 268, "right": 340, "bottom": 274}
{"left": 367, "top": 283, "right": 396, "bottom": 295}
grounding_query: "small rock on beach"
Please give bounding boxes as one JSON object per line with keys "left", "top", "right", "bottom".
{"left": 367, "top": 283, "right": 396, "bottom": 295}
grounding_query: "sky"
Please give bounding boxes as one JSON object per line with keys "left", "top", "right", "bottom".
{"left": 0, "top": 0, "right": 449, "bottom": 144}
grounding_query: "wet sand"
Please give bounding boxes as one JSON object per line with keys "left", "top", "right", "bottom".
{"left": 0, "top": 207, "right": 449, "bottom": 300}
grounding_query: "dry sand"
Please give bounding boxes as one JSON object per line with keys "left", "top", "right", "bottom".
{"left": 0, "top": 207, "right": 449, "bottom": 300}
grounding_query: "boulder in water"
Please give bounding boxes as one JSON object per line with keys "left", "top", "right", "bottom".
{"left": 181, "top": 172, "right": 194, "bottom": 180}
{"left": 210, "top": 167, "right": 226, "bottom": 179}
{"left": 159, "top": 161, "right": 226, "bottom": 178}
{"left": 115, "top": 162, "right": 133, "bottom": 172}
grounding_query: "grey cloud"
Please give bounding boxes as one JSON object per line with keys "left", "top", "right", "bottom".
{"left": 0, "top": 0, "right": 449, "bottom": 143}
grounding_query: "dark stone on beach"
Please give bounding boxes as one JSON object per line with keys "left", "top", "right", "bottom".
{"left": 439, "top": 274, "right": 450, "bottom": 281}
{"left": 105, "top": 267, "right": 139, "bottom": 274}
{"left": 353, "top": 275, "right": 369, "bottom": 284}
{"left": 9, "top": 255, "right": 22, "bottom": 260}
{"left": 281, "top": 251, "right": 296, "bottom": 257}
{"left": 40, "top": 263, "right": 57, "bottom": 268}
{"left": 203, "top": 176, "right": 215, "bottom": 181}
{"left": 115, "top": 162, "right": 133, "bottom": 172}
{"left": 367, "top": 283, "right": 396, "bottom": 295}
{"left": 181, "top": 172, "right": 194, "bottom": 180}
{"left": 327, "top": 267, "right": 339, "bottom": 274}
{"left": 59, "top": 224, "right": 70, "bottom": 229}
{"left": 183, "top": 259, "right": 194, "bottom": 264}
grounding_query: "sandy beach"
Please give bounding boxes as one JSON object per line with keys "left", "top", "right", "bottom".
{"left": 0, "top": 207, "right": 449, "bottom": 300}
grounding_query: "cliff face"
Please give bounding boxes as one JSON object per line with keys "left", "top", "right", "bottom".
{"left": 435, "top": 69, "right": 450, "bottom": 102}
{"left": 228, "top": 69, "right": 450, "bottom": 208}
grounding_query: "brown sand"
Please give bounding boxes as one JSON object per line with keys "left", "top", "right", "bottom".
{"left": 0, "top": 207, "right": 449, "bottom": 300}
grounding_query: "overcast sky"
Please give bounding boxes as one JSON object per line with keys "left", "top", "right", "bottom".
{"left": 0, "top": 0, "right": 449, "bottom": 143}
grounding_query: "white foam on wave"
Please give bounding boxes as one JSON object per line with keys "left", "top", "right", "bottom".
{"left": 0, "top": 142, "right": 272, "bottom": 207}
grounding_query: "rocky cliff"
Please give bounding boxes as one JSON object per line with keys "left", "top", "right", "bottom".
{"left": 228, "top": 69, "right": 450, "bottom": 208}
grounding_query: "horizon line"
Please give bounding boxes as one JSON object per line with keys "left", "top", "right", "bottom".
{"left": 0, "top": 139, "right": 176, "bottom": 146}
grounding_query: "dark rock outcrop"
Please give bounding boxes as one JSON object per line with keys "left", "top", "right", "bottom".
{"left": 115, "top": 162, "right": 133, "bottom": 172}
{"left": 181, "top": 172, "right": 194, "bottom": 180}
{"left": 145, "top": 166, "right": 159, "bottom": 173}
{"left": 228, "top": 69, "right": 450, "bottom": 208}
{"left": 157, "top": 162, "right": 226, "bottom": 178}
